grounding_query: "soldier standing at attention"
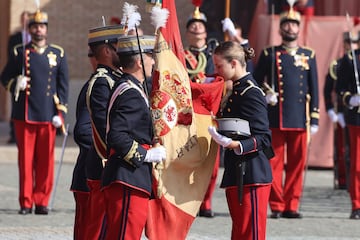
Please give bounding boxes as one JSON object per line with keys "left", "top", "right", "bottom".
{"left": 336, "top": 30, "right": 360, "bottom": 220}
{"left": 324, "top": 31, "right": 359, "bottom": 190}
{"left": 0, "top": 9, "right": 69, "bottom": 215}
{"left": 69, "top": 49, "right": 97, "bottom": 240}
{"left": 184, "top": 5, "right": 220, "bottom": 218}
{"left": 254, "top": 7, "right": 319, "bottom": 219}
{"left": 84, "top": 24, "right": 124, "bottom": 239}
{"left": 102, "top": 35, "right": 166, "bottom": 240}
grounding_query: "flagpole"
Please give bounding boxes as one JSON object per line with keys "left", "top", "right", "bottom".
{"left": 224, "top": 0, "right": 231, "bottom": 41}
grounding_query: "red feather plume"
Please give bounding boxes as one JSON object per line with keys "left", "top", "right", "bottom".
{"left": 191, "top": 0, "right": 203, "bottom": 7}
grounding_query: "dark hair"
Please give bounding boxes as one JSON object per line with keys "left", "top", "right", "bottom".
{"left": 118, "top": 54, "right": 140, "bottom": 69}
{"left": 214, "top": 41, "right": 255, "bottom": 67}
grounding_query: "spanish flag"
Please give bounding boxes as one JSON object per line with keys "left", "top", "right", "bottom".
{"left": 145, "top": 1, "right": 224, "bottom": 239}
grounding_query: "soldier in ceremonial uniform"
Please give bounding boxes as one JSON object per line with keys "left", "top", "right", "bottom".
{"left": 254, "top": 8, "right": 319, "bottom": 219}
{"left": 185, "top": 7, "right": 218, "bottom": 84}
{"left": 0, "top": 9, "right": 69, "bottom": 215}
{"left": 185, "top": 6, "right": 220, "bottom": 218}
{"left": 324, "top": 31, "right": 359, "bottom": 190}
{"left": 208, "top": 41, "right": 273, "bottom": 240}
{"left": 69, "top": 49, "right": 97, "bottom": 240}
{"left": 336, "top": 30, "right": 360, "bottom": 219}
{"left": 84, "top": 25, "right": 124, "bottom": 239}
{"left": 102, "top": 35, "right": 166, "bottom": 240}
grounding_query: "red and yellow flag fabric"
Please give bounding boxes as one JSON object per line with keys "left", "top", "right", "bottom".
{"left": 145, "top": 1, "right": 224, "bottom": 239}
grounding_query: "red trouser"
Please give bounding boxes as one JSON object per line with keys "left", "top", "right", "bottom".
{"left": 14, "top": 120, "right": 56, "bottom": 208}
{"left": 73, "top": 191, "right": 90, "bottom": 240}
{"left": 226, "top": 185, "right": 271, "bottom": 240}
{"left": 347, "top": 125, "right": 360, "bottom": 210}
{"left": 103, "top": 183, "right": 149, "bottom": 240}
{"left": 269, "top": 128, "right": 307, "bottom": 212}
{"left": 85, "top": 180, "right": 106, "bottom": 240}
{"left": 334, "top": 124, "right": 348, "bottom": 186}
{"left": 201, "top": 147, "right": 220, "bottom": 210}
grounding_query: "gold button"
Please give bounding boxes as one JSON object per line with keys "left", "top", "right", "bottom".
{"left": 234, "top": 91, "right": 238, "bottom": 95}
{"left": 229, "top": 99, "right": 233, "bottom": 103}
{"left": 300, "top": 75, "right": 303, "bottom": 79}
{"left": 299, "top": 90, "right": 303, "bottom": 94}
{"left": 227, "top": 108, "right": 231, "bottom": 112}
{"left": 280, "top": 82, "right": 284, "bottom": 86}
{"left": 280, "top": 97, "right": 284, "bottom": 102}
{"left": 26, "top": 91, "right": 30, "bottom": 95}
{"left": 46, "top": 92, "right": 50, "bottom": 96}
{"left": 280, "top": 90, "right": 284, "bottom": 94}
{"left": 279, "top": 74, "right": 283, "bottom": 78}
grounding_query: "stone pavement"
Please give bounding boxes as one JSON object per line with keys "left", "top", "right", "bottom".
{"left": 0, "top": 122, "right": 359, "bottom": 239}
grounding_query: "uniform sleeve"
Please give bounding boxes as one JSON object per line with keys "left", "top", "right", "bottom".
{"left": 253, "top": 49, "right": 269, "bottom": 87}
{"left": 89, "top": 77, "right": 112, "bottom": 143}
{"left": 73, "top": 84, "right": 92, "bottom": 149}
{"left": 55, "top": 52, "right": 69, "bottom": 116}
{"left": 307, "top": 53, "right": 319, "bottom": 126}
{"left": 336, "top": 53, "right": 354, "bottom": 109}
{"left": 239, "top": 88, "right": 271, "bottom": 155}
{"left": 1, "top": 47, "right": 22, "bottom": 94}
{"left": 107, "top": 88, "right": 150, "bottom": 167}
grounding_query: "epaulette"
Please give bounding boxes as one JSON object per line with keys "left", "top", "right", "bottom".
{"left": 302, "top": 46, "right": 315, "bottom": 58}
{"left": 240, "top": 80, "right": 265, "bottom": 96}
{"left": 263, "top": 46, "right": 275, "bottom": 57}
{"left": 329, "top": 59, "right": 338, "bottom": 80}
{"left": 49, "top": 44, "right": 65, "bottom": 57}
{"left": 346, "top": 50, "right": 353, "bottom": 60}
{"left": 13, "top": 43, "right": 23, "bottom": 56}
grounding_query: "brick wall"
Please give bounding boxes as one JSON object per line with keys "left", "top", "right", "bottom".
{"left": 8, "top": 0, "right": 195, "bottom": 80}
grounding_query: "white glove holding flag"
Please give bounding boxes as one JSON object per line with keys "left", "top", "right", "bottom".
{"left": 349, "top": 95, "right": 360, "bottom": 107}
{"left": 265, "top": 92, "right": 278, "bottom": 106}
{"left": 208, "top": 126, "right": 232, "bottom": 147}
{"left": 337, "top": 113, "right": 346, "bottom": 128}
{"left": 221, "top": 18, "right": 236, "bottom": 37}
{"left": 310, "top": 124, "right": 319, "bottom": 135}
{"left": 52, "top": 115, "right": 63, "bottom": 128}
{"left": 327, "top": 109, "right": 338, "bottom": 123}
{"left": 144, "top": 146, "right": 166, "bottom": 163}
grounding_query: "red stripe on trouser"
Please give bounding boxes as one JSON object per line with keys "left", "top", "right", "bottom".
{"left": 85, "top": 180, "right": 106, "bottom": 240}
{"left": 104, "top": 183, "right": 149, "bottom": 240}
{"left": 347, "top": 125, "right": 360, "bottom": 210}
{"left": 14, "top": 120, "right": 56, "bottom": 208}
{"left": 269, "top": 128, "right": 307, "bottom": 212}
{"left": 226, "top": 185, "right": 270, "bottom": 240}
{"left": 201, "top": 146, "right": 220, "bottom": 210}
{"left": 73, "top": 192, "right": 90, "bottom": 240}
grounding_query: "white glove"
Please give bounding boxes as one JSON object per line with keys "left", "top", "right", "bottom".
{"left": 233, "top": 141, "right": 243, "bottom": 155}
{"left": 265, "top": 92, "right": 278, "bottom": 106}
{"left": 337, "top": 113, "right": 346, "bottom": 128}
{"left": 144, "top": 146, "right": 166, "bottom": 163}
{"left": 208, "top": 126, "right": 232, "bottom": 147}
{"left": 52, "top": 115, "right": 63, "bottom": 128}
{"left": 221, "top": 18, "right": 236, "bottom": 37}
{"left": 310, "top": 124, "right": 319, "bottom": 135}
{"left": 327, "top": 109, "right": 338, "bottom": 123}
{"left": 349, "top": 95, "right": 360, "bottom": 107}
{"left": 16, "top": 75, "right": 28, "bottom": 91}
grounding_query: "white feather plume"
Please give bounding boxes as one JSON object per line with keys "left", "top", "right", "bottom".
{"left": 287, "top": 0, "right": 297, "bottom": 8}
{"left": 121, "top": 2, "right": 141, "bottom": 31}
{"left": 127, "top": 12, "right": 141, "bottom": 31}
{"left": 34, "top": 0, "right": 40, "bottom": 9}
{"left": 150, "top": 6, "right": 169, "bottom": 32}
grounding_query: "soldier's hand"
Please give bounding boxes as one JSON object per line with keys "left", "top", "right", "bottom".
{"left": 221, "top": 18, "right": 236, "bottom": 37}
{"left": 52, "top": 115, "right": 63, "bottom": 128}
{"left": 327, "top": 109, "right": 338, "bottom": 123}
{"left": 310, "top": 124, "right": 319, "bottom": 135}
{"left": 265, "top": 92, "right": 278, "bottom": 106}
{"left": 16, "top": 75, "right": 29, "bottom": 91}
{"left": 144, "top": 146, "right": 166, "bottom": 163}
{"left": 349, "top": 95, "right": 360, "bottom": 107}
{"left": 208, "top": 126, "right": 232, "bottom": 147}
